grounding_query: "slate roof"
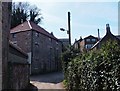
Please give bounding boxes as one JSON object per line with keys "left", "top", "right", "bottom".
{"left": 10, "top": 20, "right": 59, "bottom": 41}
{"left": 9, "top": 41, "right": 28, "bottom": 57}
{"left": 116, "top": 35, "right": 120, "bottom": 40}
{"left": 84, "top": 35, "right": 98, "bottom": 39}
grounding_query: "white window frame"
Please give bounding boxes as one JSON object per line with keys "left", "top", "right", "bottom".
{"left": 86, "top": 39, "right": 90, "bottom": 42}
{"left": 92, "top": 39, "right": 96, "bottom": 42}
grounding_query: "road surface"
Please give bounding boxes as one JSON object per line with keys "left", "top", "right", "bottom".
{"left": 30, "top": 72, "right": 65, "bottom": 90}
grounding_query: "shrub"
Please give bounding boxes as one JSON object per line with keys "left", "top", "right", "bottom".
{"left": 62, "top": 40, "right": 120, "bottom": 91}
{"left": 61, "top": 46, "right": 81, "bottom": 80}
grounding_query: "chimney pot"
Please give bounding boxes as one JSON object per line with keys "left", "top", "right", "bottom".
{"left": 106, "top": 24, "right": 109, "bottom": 27}
{"left": 106, "top": 24, "right": 110, "bottom": 33}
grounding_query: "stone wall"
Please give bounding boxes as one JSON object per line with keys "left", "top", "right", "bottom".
{"left": 8, "top": 62, "right": 29, "bottom": 90}
{"left": 8, "top": 43, "right": 30, "bottom": 90}
{"left": 0, "top": 1, "right": 12, "bottom": 90}
{"left": 31, "top": 30, "right": 62, "bottom": 74}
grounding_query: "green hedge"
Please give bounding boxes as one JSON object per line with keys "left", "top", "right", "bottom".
{"left": 62, "top": 40, "right": 120, "bottom": 91}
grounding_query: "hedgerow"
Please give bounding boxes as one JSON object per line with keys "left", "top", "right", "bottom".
{"left": 62, "top": 40, "right": 120, "bottom": 91}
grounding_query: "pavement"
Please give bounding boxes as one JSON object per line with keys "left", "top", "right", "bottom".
{"left": 30, "top": 72, "right": 66, "bottom": 90}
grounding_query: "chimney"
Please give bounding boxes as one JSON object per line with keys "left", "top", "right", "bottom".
{"left": 98, "top": 29, "right": 100, "bottom": 48}
{"left": 106, "top": 24, "right": 111, "bottom": 34}
{"left": 80, "top": 36, "right": 82, "bottom": 39}
{"left": 98, "top": 29, "right": 100, "bottom": 40}
{"left": 51, "top": 32, "right": 54, "bottom": 36}
{"left": 79, "top": 36, "right": 82, "bottom": 41}
{"left": 75, "top": 38, "right": 77, "bottom": 42}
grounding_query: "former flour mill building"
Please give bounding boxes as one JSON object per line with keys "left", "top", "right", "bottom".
{"left": 10, "top": 21, "right": 62, "bottom": 74}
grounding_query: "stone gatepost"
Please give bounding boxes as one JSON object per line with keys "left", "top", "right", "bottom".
{"left": 0, "top": 1, "right": 12, "bottom": 90}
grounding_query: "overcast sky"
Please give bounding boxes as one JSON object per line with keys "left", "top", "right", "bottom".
{"left": 13, "top": 0, "right": 119, "bottom": 43}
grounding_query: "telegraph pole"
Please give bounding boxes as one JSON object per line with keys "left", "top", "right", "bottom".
{"left": 60, "top": 12, "right": 71, "bottom": 46}
{"left": 68, "top": 12, "right": 71, "bottom": 45}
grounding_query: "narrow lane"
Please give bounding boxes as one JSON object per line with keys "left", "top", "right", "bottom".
{"left": 30, "top": 72, "right": 65, "bottom": 90}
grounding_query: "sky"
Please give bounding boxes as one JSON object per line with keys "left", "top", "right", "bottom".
{"left": 13, "top": 0, "right": 119, "bottom": 43}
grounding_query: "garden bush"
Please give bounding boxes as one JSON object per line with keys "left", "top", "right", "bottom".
{"left": 62, "top": 40, "right": 120, "bottom": 91}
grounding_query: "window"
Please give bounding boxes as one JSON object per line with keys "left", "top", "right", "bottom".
{"left": 25, "top": 42, "right": 28, "bottom": 45}
{"left": 49, "top": 38, "right": 52, "bottom": 42}
{"left": 86, "top": 39, "right": 90, "bottom": 42}
{"left": 12, "top": 33, "right": 16, "bottom": 38}
{"left": 35, "top": 42, "right": 39, "bottom": 47}
{"left": 50, "top": 46, "right": 52, "bottom": 49}
{"left": 12, "top": 41, "right": 17, "bottom": 46}
{"left": 27, "top": 32, "right": 30, "bottom": 36}
{"left": 34, "top": 68, "right": 38, "bottom": 70}
{"left": 92, "top": 39, "right": 96, "bottom": 42}
{"left": 56, "top": 42, "right": 58, "bottom": 45}
{"left": 85, "top": 44, "right": 93, "bottom": 49}
{"left": 35, "top": 31, "right": 39, "bottom": 37}
{"left": 56, "top": 48, "right": 59, "bottom": 50}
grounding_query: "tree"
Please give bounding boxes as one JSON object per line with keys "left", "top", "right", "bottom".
{"left": 29, "top": 5, "right": 43, "bottom": 24}
{"left": 11, "top": 2, "right": 43, "bottom": 28}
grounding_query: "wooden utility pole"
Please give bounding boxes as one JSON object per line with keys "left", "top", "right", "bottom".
{"left": 68, "top": 12, "right": 71, "bottom": 45}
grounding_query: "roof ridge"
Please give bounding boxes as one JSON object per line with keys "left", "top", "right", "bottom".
{"left": 29, "top": 21, "right": 58, "bottom": 40}
{"left": 11, "top": 21, "right": 28, "bottom": 30}
{"left": 84, "top": 35, "right": 98, "bottom": 39}
{"left": 10, "top": 20, "right": 59, "bottom": 41}
{"left": 30, "top": 21, "right": 51, "bottom": 34}
{"left": 27, "top": 20, "right": 32, "bottom": 29}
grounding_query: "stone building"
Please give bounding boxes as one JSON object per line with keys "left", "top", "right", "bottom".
{"left": 10, "top": 21, "right": 62, "bottom": 74}
{"left": 59, "top": 38, "right": 69, "bottom": 51}
{"left": 91, "top": 24, "right": 120, "bottom": 50}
